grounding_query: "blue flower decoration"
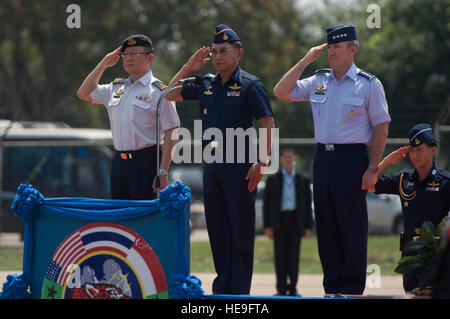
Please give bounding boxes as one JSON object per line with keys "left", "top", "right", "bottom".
{"left": 169, "top": 274, "right": 204, "bottom": 299}
{"left": 0, "top": 273, "right": 29, "bottom": 299}
{"left": 10, "top": 183, "right": 44, "bottom": 222}
{"left": 160, "top": 182, "right": 191, "bottom": 219}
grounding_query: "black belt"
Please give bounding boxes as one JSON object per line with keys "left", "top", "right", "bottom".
{"left": 317, "top": 143, "right": 366, "bottom": 152}
{"left": 115, "top": 145, "right": 156, "bottom": 160}
{"left": 281, "top": 210, "right": 296, "bottom": 214}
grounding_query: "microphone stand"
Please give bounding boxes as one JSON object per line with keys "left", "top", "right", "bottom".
{"left": 155, "top": 83, "right": 184, "bottom": 199}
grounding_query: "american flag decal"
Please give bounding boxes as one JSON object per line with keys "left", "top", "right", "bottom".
{"left": 42, "top": 222, "right": 168, "bottom": 299}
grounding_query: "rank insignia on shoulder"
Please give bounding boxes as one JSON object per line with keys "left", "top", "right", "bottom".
{"left": 315, "top": 68, "right": 331, "bottom": 74}
{"left": 203, "top": 90, "right": 213, "bottom": 95}
{"left": 152, "top": 80, "right": 168, "bottom": 90}
{"left": 112, "top": 78, "right": 126, "bottom": 85}
{"left": 228, "top": 83, "right": 241, "bottom": 90}
{"left": 357, "top": 70, "right": 375, "bottom": 81}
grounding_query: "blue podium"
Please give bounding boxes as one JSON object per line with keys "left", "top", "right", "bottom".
{"left": 0, "top": 182, "right": 203, "bottom": 299}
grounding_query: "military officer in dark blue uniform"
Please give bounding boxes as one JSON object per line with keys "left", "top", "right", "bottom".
{"left": 166, "top": 24, "right": 274, "bottom": 294}
{"left": 274, "top": 24, "right": 391, "bottom": 295}
{"left": 370, "top": 123, "right": 450, "bottom": 292}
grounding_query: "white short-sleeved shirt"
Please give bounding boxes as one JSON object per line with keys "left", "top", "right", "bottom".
{"left": 290, "top": 63, "right": 391, "bottom": 145}
{"left": 90, "top": 71, "right": 180, "bottom": 151}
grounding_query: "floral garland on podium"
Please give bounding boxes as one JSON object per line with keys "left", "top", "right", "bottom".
{"left": 0, "top": 182, "right": 204, "bottom": 299}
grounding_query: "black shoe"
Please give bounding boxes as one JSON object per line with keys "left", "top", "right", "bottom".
{"left": 288, "top": 290, "right": 301, "bottom": 297}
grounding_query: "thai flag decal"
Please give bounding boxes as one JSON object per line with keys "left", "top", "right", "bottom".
{"left": 42, "top": 222, "right": 168, "bottom": 299}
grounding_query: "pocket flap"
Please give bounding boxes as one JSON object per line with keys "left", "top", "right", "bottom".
{"left": 132, "top": 98, "right": 152, "bottom": 110}
{"left": 343, "top": 97, "right": 364, "bottom": 106}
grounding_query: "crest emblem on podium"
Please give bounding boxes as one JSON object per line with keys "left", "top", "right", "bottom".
{"left": 41, "top": 222, "right": 168, "bottom": 299}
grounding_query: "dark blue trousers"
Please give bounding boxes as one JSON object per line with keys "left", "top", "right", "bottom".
{"left": 110, "top": 146, "right": 158, "bottom": 200}
{"left": 203, "top": 163, "right": 256, "bottom": 294}
{"left": 313, "top": 144, "right": 369, "bottom": 295}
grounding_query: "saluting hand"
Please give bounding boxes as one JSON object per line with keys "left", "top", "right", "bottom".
{"left": 100, "top": 46, "right": 122, "bottom": 69}
{"left": 185, "top": 46, "right": 211, "bottom": 72}
{"left": 386, "top": 146, "right": 410, "bottom": 165}
{"left": 302, "top": 43, "right": 327, "bottom": 64}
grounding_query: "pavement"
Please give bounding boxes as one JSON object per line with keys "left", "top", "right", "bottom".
{"left": 1, "top": 230, "right": 408, "bottom": 298}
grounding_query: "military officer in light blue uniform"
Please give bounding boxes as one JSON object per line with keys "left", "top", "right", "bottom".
{"left": 274, "top": 25, "right": 391, "bottom": 295}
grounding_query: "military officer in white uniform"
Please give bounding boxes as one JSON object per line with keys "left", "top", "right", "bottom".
{"left": 274, "top": 25, "right": 391, "bottom": 295}
{"left": 77, "top": 34, "right": 180, "bottom": 200}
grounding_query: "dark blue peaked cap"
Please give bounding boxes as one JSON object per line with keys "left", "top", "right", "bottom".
{"left": 121, "top": 34, "right": 153, "bottom": 52}
{"left": 326, "top": 24, "right": 357, "bottom": 44}
{"left": 408, "top": 123, "right": 435, "bottom": 147}
{"left": 213, "top": 24, "right": 240, "bottom": 43}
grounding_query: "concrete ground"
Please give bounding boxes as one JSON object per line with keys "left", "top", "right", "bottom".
{"left": 1, "top": 230, "right": 408, "bottom": 298}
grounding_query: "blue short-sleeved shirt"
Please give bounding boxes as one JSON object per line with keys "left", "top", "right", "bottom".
{"left": 181, "top": 66, "right": 273, "bottom": 163}
{"left": 290, "top": 63, "right": 391, "bottom": 145}
{"left": 375, "top": 163, "right": 450, "bottom": 239}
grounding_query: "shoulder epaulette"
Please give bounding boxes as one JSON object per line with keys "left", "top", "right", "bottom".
{"left": 357, "top": 70, "right": 376, "bottom": 81}
{"left": 112, "top": 78, "right": 126, "bottom": 85}
{"left": 152, "top": 80, "right": 168, "bottom": 91}
{"left": 315, "top": 68, "right": 332, "bottom": 75}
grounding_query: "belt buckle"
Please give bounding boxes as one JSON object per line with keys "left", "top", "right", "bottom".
{"left": 325, "top": 144, "right": 335, "bottom": 152}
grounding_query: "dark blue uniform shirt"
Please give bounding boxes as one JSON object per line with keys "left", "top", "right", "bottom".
{"left": 181, "top": 66, "right": 273, "bottom": 163}
{"left": 375, "top": 162, "right": 450, "bottom": 240}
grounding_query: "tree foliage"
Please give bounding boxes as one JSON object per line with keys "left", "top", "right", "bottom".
{"left": 0, "top": 0, "right": 447, "bottom": 138}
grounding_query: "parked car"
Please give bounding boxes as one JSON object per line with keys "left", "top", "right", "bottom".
{"left": 254, "top": 182, "right": 403, "bottom": 235}
{"left": 367, "top": 192, "right": 403, "bottom": 234}
{"left": 168, "top": 163, "right": 404, "bottom": 235}
{"left": 0, "top": 120, "right": 113, "bottom": 236}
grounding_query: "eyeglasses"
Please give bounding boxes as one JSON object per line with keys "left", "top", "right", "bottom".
{"left": 209, "top": 48, "right": 235, "bottom": 57}
{"left": 120, "top": 52, "right": 151, "bottom": 58}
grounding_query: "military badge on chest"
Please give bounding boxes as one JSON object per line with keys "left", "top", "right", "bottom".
{"left": 114, "top": 89, "right": 124, "bottom": 99}
{"left": 314, "top": 84, "right": 327, "bottom": 95}
{"left": 226, "top": 83, "right": 241, "bottom": 97}
{"left": 426, "top": 180, "right": 440, "bottom": 192}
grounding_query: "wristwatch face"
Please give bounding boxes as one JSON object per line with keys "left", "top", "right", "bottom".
{"left": 159, "top": 169, "right": 167, "bottom": 176}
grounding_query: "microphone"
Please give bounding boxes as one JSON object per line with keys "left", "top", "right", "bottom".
{"left": 178, "top": 74, "right": 203, "bottom": 85}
